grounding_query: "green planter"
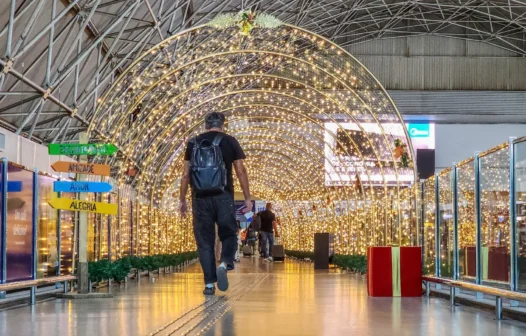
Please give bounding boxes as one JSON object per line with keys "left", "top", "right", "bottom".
{"left": 87, "top": 252, "right": 198, "bottom": 284}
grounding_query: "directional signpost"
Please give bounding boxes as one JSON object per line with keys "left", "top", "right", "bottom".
{"left": 48, "top": 139, "right": 119, "bottom": 295}
{"left": 51, "top": 161, "right": 111, "bottom": 176}
{"left": 48, "top": 143, "right": 118, "bottom": 156}
{"left": 53, "top": 181, "right": 113, "bottom": 193}
{"left": 48, "top": 198, "right": 118, "bottom": 215}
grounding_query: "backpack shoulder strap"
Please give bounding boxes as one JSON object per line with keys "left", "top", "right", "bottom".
{"left": 212, "top": 134, "right": 224, "bottom": 146}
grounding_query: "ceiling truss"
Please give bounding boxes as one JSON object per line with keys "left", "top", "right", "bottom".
{"left": 0, "top": 0, "right": 525, "bottom": 143}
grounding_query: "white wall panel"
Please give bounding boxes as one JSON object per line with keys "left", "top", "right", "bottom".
{"left": 2, "top": 129, "right": 19, "bottom": 162}
{"left": 35, "top": 145, "right": 51, "bottom": 174}
{"left": 0, "top": 127, "right": 77, "bottom": 177}
{"left": 347, "top": 36, "right": 526, "bottom": 91}
{"left": 435, "top": 124, "right": 526, "bottom": 170}
{"left": 19, "top": 137, "right": 36, "bottom": 168}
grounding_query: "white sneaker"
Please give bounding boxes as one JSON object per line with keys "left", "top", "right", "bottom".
{"left": 267, "top": 257, "right": 273, "bottom": 262}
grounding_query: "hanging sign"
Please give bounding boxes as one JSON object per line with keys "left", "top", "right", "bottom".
{"left": 0, "top": 181, "right": 23, "bottom": 192}
{"left": 48, "top": 143, "right": 118, "bottom": 156}
{"left": 48, "top": 198, "right": 118, "bottom": 215}
{"left": 51, "top": 161, "right": 111, "bottom": 176}
{"left": 53, "top": 181, "right": 113, "bottom": 193}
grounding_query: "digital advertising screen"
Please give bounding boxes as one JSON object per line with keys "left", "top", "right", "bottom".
{"left": 6, "top": 165, "right": 34, "bottom": 282}
{"left": 324, "top": 122, "right": 434, "bottom": 187}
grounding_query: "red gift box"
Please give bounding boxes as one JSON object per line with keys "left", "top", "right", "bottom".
{"left": 367, "top": 246, "right": 422, "bottom": 297}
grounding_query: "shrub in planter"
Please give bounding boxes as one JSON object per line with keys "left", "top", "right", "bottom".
{"left": 88, "top": 259, "right": 112, "bottom": 283}
{"left": 333, "top": 254, "right": 367, "bottom": 274}
{"left": 87, "top": 252, "right": 198, "bottom": 283}
{"left": 111, "top": 259, "right": 132, "bottom": 282}
{"left": 285, "top": 250, "right": 315, "bottom": 260}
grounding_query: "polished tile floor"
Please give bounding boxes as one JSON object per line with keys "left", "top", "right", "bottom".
{"left": 1, "top": 258, "right": 526, "bottom": 336}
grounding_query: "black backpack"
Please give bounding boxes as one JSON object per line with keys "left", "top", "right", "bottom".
{"left": 189, "top": 134, "right": 227, "bottom": 193}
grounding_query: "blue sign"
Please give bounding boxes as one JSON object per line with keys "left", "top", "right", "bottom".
{"left": 0, "top": 181, "right": 23, "bottom": 192}
{"left": 53, "top": 181, "right": 113, "bottom": 193}
{"left": 407, "top": 124, "right": 430, "bottom": 138}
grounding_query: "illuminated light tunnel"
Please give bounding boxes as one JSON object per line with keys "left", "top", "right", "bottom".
{"left": 88, "top": 18, "right": 418, "bottom": 255}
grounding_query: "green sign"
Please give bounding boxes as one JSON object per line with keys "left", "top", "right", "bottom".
{"left": 48, "top": 143, "right": 118, "bottom": 156}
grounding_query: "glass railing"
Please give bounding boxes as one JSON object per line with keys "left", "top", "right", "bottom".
{"left": 422, "top": 137, "right": 526, "bottom": 292}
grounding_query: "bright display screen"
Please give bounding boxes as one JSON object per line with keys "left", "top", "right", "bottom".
{"left": 324, "top": 122, "right": 435, "bottom": 186}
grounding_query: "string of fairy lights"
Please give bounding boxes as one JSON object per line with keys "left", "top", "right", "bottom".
{"left": 85, "top": 21, "right": 417, "bottom": 256}
{"left": 422, "top": 143, "right": 512, "bottom": 280}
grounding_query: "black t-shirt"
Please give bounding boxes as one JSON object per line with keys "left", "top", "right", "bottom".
{"left": 184, "top": 131, "right": 245, "bottom": 198}
{"left": 258, "top": 210, "right": 276, "bottom": 233}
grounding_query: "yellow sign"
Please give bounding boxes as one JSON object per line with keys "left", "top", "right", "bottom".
{"left": 48, "top": 198, "right": 118, "bottom": 215}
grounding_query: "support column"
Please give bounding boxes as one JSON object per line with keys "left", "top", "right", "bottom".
{"left": 474, "top": 152, "right": 482, "bottom": 286}
{"left": 496, "top": 297, "right": 503, "bottom": 320}
{"left": 108, "top": 194, "right": 112, "bottom": 262}
{"left": 420, "top": 180, "right": 425, "bottom": 263}
{"left": 30, "top": 169, "right": 38, "bottom": 305}
{"left": 452, "top": 164, "right": 459, "bottom": 280}
{"left": 77, "top": 132, "right": 89, "bottom": 294}
{"left": 55, "top": 177, "right": 62, "bottom": 289}
{"left": 434, "top": 173, "right": 440, "bottom": 277}
{"left": 509, "top": 137, "right": 518, "bottom": 292}
{"left": 0, "top": 158, "right": 7, "bottom": 298}
{"left": 117, "top": 189, "right": 122, "bottom": 258}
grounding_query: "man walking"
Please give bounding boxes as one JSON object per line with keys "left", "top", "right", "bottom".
{"left": 179, "top": 112, "right": 251, "bottom": 295}
{"left": 257, "top": 203, "right": 279, "bottom": 262}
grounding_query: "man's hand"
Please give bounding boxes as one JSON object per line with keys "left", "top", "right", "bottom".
{"left": 244, "top": 199, "right": 252, "bottom": 212}
{"left": 179, "top": 199, "right": 188, "bottom": 216}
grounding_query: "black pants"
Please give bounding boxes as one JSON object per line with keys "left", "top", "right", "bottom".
{"left": 192, "top": 193, "right": 237, "bottom": 285}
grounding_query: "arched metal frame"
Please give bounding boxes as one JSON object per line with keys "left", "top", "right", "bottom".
{"left": 89, "top": 22, "right": 417, "bottom": 254}
{"left": 1, "top": 1, "right": 525, "bottom": 144}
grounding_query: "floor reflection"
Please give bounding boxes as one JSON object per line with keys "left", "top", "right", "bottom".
{"left": 0, "top": 258, "right": 525, "bottom": 336}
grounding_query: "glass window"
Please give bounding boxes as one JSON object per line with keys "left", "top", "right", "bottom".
{"left": 423, "top": 178, "right": 436, "bottom": 275}
{"left": 438, "top": 170, "right": 454, "bottom": 278}
{"left": 513, "top": 140, "right": 526, "bottom": 291}
{"left": 457, "top": 160, "right": 476, "bottom": 281}
{"left": 37, "top": 174, "right": 59, "bottom": 278}
{"left": 480, "top": 146, "right": 510, "bottom": 286}
{"left": 60, "top": 191, "right": 76, "bottom": 275}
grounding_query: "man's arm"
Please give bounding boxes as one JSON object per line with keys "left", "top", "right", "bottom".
{"left": 272, "top": 220, "right": 279, "bottom": 237}
{"left": 179, "top": 161, "right": 190, "bottom": 215}
{"left": 233, "top": 159, "right": 251, "bottom": 209}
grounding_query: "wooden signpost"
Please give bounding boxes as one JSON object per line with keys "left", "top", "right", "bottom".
{"left": 48, "top": 198, "right": 118, "bottom": 215}
{"left": 48, "top": 139, "right": 118, "bottom": 295}
{"left": 51, "top": 161, "right": 111, "bottom": 176}
{"left": 48, "top": 142, "right": 117, "bottom": 214}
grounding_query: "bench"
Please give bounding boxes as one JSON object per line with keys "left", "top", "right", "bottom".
{"left": 423, "top": 276, "right": 526, "bottom": 319}
{"left": 0, "top": 275, "right": 76, "bottom": 305}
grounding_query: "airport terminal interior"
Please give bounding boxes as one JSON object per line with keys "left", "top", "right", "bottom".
{"left": 1, "top": 0, "right": 526, "bottom": 335}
